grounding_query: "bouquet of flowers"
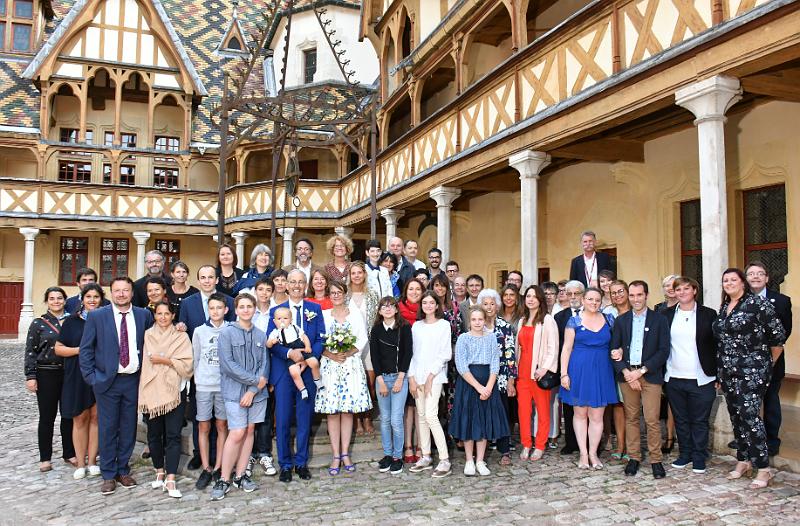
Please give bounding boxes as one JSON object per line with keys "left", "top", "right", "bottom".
{"left": 323, "top": 324, "right": 357, "bottom": 354}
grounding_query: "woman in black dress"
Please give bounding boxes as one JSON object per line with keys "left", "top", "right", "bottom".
{"left": 167, "top": 261, "right": 198, "bottom": 320}
{"left": 712, "top": 268, "right": 786, "bottom": 489}
{"left": 216, "top": 243, "right": 245, "bottom": 297}
{"left": 54, "top": 283, "right": 104, "bottom": 479}
{"left": 24, "top": 286, "right": 75, "bottom": 472}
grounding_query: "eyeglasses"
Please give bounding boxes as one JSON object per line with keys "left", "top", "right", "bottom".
{"left": 544, "top": 291, "right": 556, "bottom": 296}
{"left": 330, "top": 290, "right": 343, "bottom": 296}
{"left": 610, "top": 290, "right": 626, "bottom": 296}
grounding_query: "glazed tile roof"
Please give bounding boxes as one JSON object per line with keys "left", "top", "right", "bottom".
{"left": 1, "top": 0, "right": 369, "bottom": 143}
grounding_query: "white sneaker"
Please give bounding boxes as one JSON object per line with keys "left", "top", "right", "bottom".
{"left": 409, "top": 456, "right": 433, "bottom": 473}
{"left": 87, "top": 465, "right": 101, "bottom": 477}
{"left": 432, "top": 460, "right": 452, "bottom": 478}
{"left": 72, "top": 467, "right": 86, "bottom": 480}
{"left": 476, "top": 460, "right": 491, "bottom": 476}
{"left": 463, "top": 460, "right": 476, "bottom": 476}
{"left": 259, "top": 455, "right": 277, "bottom": 476}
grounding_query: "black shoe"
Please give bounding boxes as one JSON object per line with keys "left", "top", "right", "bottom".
{"left": 279, "top": 468, "right": 292, "bottom": 483}
{"left": 625, "top": 459, "right": 640, "bottom": 476}
{"left": 295, "top": 465, "right": 312, "bottom": 480}
{"left": 187, "top": 454, "right": 202, "bottom": 470}
{"left": 378, "top": 455, "right": 393, "bottom": 473}
{"left": 727, "top": 439, "right": 737, "bottom": 449}
{"left": 660, "top": 438, "right": 674, "bottom": 454}
{"left": 195, "top": 468, "right": 213, "bottom": 490}
{"left": 212, "top": 468, "right": 221, "bottom": 482}
{"left": 561, "top": 446, "right": 578, "bottom": 455}
{"left": 389, "top": 458, "right": 403, "bottom": 475}
{"left": 768, "top": 448, "right": 780, "bottom": 457}
{"left": 652, "top": 462, "right": 666, "bottom": 479}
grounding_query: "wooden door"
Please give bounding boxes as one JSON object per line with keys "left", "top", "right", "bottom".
{"left": 0, "top": 282, "right": 23, "bottom": 335}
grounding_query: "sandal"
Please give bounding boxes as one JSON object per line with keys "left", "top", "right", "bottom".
{"left": 64, "top": 457, "right": 78, "bottom": 468}
{"left": 328, "top": 456, "right": 341, "bottom": 476}
{"left": 500, "top": 454, "right": 512, "bottom": 466}
{"left": 728, "top": 461, "right": 753, "bottom": 480}
{"left": 531, "top": 449, "right": 544, "bottom": 461}
{"left": 611, "top": 452, "right": 622, "bottom": 460}
{"left": 341, "top": 453, "right": 356, "bottom": 473}
{"left": 749, "top": 469, "right": 774, "bottom": 489}
{"left": 39, "top": 461, "right": 52, "bottom": 473}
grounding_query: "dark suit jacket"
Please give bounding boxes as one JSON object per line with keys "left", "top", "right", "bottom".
{"left": 79, "top": 305, "right": 153, "bottom": 393}
{"left": 663, "top": 304, "right": 718, "bottom": 379}
{"left": 395, "top": 256, "right": 415, "bottom": 293}
{"left": 610, "top": 308, "right": 670, "bottom": 384}
{"left": 569, "top": 252, "right": 612, "bottom": 287}
{"left": 766, "top": 289, "right": 792, "bottom": 378}
{"left": 133, "top": 272, "right": 173, "bottom": 308}
{"left": 178, "top": 291, "right": 236, "bottom": 339}
{"left": 267, "top": 300, "right": 325, "bottom": 385}
{"left": 554, "top": 307, "right": 581, "bottom": 374}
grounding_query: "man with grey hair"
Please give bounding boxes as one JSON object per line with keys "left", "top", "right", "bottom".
{"left": 553, "top": 280, "right": 586, "bottom": 454}
{"left": 133, "top": 249, "right": 172, "bottom": 307}
{"left": 569, "top": 231, "right": 612, "bottom": 288}
{"left": 389, "top": 236, "right": 415, "bottom": 292}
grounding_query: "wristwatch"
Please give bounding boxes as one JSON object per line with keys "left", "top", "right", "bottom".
{"left": 640, "top": 366, "right": 648, "bottom": 375}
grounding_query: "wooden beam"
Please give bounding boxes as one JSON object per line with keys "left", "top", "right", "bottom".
{"left": 742, "top": 69, "right": 800, "bottom": 102}
{"left": 551, "top": 138, "right": 644, "bottom": 163}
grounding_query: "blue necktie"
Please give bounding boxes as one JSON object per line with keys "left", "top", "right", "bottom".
{"left": 294, "top": 305, "right": 302, "bottom": 329}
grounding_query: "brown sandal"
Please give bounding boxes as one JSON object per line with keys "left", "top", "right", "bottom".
{"left": 39, "top": 461, "right": 52, "bottom": 472}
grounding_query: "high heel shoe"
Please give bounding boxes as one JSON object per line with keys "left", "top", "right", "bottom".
{"left": 341, "top": 453, "right": 356, "bottom": 473}
{"left": 328, "top": 456, "right": 341, "bottom": 476}
{"left": 163, "top": 479, "right": 182, "bottom": 498}
{"left": 519, "top": 447, "right": 531, "bottom": 461}
{"left": 727, "top": 461, "right": 752, "bottom": 480}
{"left": 661, "top": 438, "right": 674, "bottom": 454}
{"left": 749, "top": 469, "right": 774, "bottom": 489}
{"left": 151, "top": 471, "right": 166, "bottom": 489}
{"left": 589, "top": 455, "right": 604, "bottom": 470}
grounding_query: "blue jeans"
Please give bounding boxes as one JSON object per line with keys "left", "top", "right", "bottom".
{"left": 377, "top": 373, "right": 407, "bottom": 458}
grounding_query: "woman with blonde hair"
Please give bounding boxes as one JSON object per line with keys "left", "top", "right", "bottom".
{"left": 325, "top": 234, "right": 354, "bottom": 282}
{"left": 347, "top": 261, "right": 380, "bottom": 435}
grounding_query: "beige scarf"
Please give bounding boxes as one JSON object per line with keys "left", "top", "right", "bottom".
{"left": 138, "top": 323, "right": 193, "bottom": 417}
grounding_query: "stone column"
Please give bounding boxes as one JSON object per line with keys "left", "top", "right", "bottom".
{"left": 334, "top": 226, "right": 354, "bottom": 239}
{"left": 231, "top": 231, "right": 248, "bottom": 268}
{"left": 380, "top": 208, "right": 405, "bottom": 247}
{"left": 278, "top": 227, "right": 295, "bottom": 267}
{"left": 509, "top": 150, "right": 550, "bottom": 287}
{"left": 676, "top": 75, "right": 742, "bottom": 308}
{"left": 18, "top": 227, "right": 40, "bottom": 341}
{"left": 429, "top": 186, "right": 461, "bottom": 263}
{"left": 132, "top": 231, "right": 151, "bottom": 279}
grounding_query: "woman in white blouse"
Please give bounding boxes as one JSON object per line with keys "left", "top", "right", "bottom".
{"left": 407, "top": 291, "right": 453, "bottom": 478}
{"left": 662, "top": 276, "right": 718, "bottom": 474}
{"left": 315, "top": 280, "right": 372, "bottom": 475}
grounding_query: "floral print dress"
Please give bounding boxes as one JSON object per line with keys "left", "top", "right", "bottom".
{"left": 712, "top": 292, "right": 786, "bottom": 468}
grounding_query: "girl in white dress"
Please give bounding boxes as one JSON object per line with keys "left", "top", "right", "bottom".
{"left": 315, "top": 280, "right": 372, "bottom": 474}
{"left": 347, "top": 261, "right": 379, "bottom": 435}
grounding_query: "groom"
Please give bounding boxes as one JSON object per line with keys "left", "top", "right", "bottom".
{"left": 267, "top": 269, "right": 325, "bottom": 481}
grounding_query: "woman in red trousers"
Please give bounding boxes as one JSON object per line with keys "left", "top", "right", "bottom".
{"left": 515, "top": 285, "right": 559, "bottom": 461}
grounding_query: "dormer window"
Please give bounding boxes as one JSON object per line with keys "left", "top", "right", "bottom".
{"left": 303, "top": 48, "right": 317, "bottom": 84}
{"left": 2, "top": 0, "right": 35, "bottom": 52}
{"left": 227, "top": 36, "right": 241, "bottom": 51}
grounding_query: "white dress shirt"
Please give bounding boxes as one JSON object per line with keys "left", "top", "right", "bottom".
{"left": 113, "top": 304, "right": 139, "bottom": 374}
{"left": 583, "top": 254, "right": 598, "bottom": 285}
{"left": 665, "top": 304, "right": 715, "bottom": 385}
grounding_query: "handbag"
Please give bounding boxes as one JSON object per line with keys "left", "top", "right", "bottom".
{"left": 533, "top": 320, "right": 558, "bottom": 390}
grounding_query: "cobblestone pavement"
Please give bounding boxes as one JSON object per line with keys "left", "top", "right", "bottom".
{"left": 1, "top": 342, "right": 798, "bottom": 525}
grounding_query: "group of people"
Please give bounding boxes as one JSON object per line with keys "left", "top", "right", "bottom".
{"left": 23, "top": 230, "right": 791, "bottom": 500}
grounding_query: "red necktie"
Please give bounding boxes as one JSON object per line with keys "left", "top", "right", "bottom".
{"left": 120, "top": 311, "right": 130, "bottom": 368}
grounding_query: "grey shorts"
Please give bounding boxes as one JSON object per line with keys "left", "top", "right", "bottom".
{"left": 224, "top": 398, "right": 267, "bottom": 430}
{"left": 196, "top": 390, "right": 226, "bottom": 422}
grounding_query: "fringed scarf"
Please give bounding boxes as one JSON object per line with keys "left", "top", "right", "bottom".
{"left": 138, "top": 323, "right": 193, "bottom": 417}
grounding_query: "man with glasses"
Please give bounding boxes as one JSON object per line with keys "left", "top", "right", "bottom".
{"left": 427, "top": 248, "right": 443, "bottom": 278}
{"left": 267, "top": 270, "right": 325, "bottom": 482}
{"left": 552, "top": 280, "right": 570, "bottom": 315}
{"left": 444, "top": 261, "right": 460, "bottom": 284}
{"left": 541, "top": 281, "right": 558, "bottom": 314}
{"left": 744, "top": 262, "right": 792, "bottom": 457}
{"left": 553, "top": 280, "right": 586, "bottom": 454}
{"left": 506, "top": 271, "right": 523, "bottom": 290}
{"left": 282, "top": 238, "right": 322, "bottom": 284}
{"left": 133, "top": 249, "right": 172, "bottom": 308}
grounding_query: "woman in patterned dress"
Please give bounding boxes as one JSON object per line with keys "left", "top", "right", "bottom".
{"left": 324, "top": 234, "right": 353, "bottom": 283}
{"left": 315, "top": 280, "right": 372, "bottom": 474}
{"left": 478, "top": 288, "right": 517, "bottom": 465}
{"left": 347, "top": 261, "right": 380, "bottom": 435}
{"left": 713, "top": 268, "right": 786, "bottom": 489}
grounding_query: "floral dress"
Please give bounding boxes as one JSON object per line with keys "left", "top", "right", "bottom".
{"left": 492, "top": 317, "right": 518, "bottom": 394}
{"left": 442, "top": 306, "right": 462, "bottom": 422}
{"left": 712, "top": 292, "right": 786, "bottom": 468}
{"left": 315, "top": 310, "right": 373, "bottom": 414}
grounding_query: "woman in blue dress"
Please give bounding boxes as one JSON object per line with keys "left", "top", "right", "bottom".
{"left": 559, "top": 287, "right": 618, "bottom": 470}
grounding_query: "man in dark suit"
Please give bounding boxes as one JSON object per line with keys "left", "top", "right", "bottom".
{"left": 79, "top": 276, "right": 153, "bottom": 495}
{"left": 554, "top": 280, "right": 586, "bottom": 455}
{"left": 267, "top": 269, "right": 326, "bottom": 482}
{"left": 388, "top": 236, "right": 415, "bottom": 292}
{"left": 132, "top": 249, "right": 172, "bottom": 308}
{"left": 177, "top": 265, "right": 235, "bottom": 339}
{"left": 610, "top": 280, "right": 670, "bottom": 479}
{"left": 282, "top": 238, "right": 323, "bottom": 284}
{"left": 176, "top": 264, "right": 235, "bottom": 469}
{"left": 663, "top": 277, "right": 718, "bottom": 474}
{"left": 568, "top": 231, "right": 613, "bottom": 288}
{"left": 746, "top": 262, "right": 793, "bottom": 456}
